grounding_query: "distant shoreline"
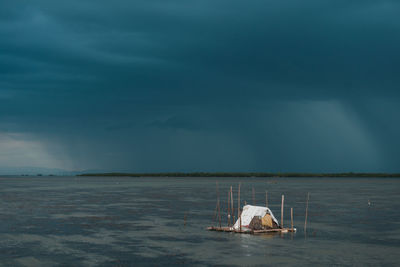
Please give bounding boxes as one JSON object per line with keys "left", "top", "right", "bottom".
{"left": 77, "top": 172, "right": 400, "bottom": 178}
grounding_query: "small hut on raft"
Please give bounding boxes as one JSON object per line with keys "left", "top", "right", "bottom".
{"left": 207, "top": 183, "right": 297, "bottom": 234}
{"left": 232, "top": 205, "right": 279, "bottom": 231}
{"left": 208, "top": 204, "right": 295, "bottom": 234}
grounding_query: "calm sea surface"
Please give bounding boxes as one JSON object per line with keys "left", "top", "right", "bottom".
{"left": 0, "top": 176, "right": 399, "bottom": 266}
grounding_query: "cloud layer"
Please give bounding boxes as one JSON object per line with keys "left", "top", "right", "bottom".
{"left": 1, "top": 0, "right": 399, "bottom": 172}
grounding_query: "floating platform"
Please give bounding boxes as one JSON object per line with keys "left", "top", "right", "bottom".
{"left": 207, "top": 226, "right": 296, "bottom": 234}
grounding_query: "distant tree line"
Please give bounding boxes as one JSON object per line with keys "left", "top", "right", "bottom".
{"left": 78, "top": 172, "right": 400, "bottom": 178}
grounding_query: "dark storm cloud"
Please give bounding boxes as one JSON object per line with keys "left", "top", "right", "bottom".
{"left": 0, "top": 0, "right": 399, "bottom": 172}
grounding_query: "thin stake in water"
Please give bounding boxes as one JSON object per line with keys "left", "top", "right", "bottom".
{"left": 281, "top": 194, "right": 284, "bottom": 228}
{"left": 216, "top": 181, "right": 221, "bottom": 228}
{"left": 238, "top": 183, "right": 241, "bottom": 231}
{"left": 291, "top": 207, "right": 293, "bottom": 231}
{"left": 230, "top": 186, "right": 234, "bottom": 225}
{"left": 227, "top": 189, "right": 230, "bottom": 226}
{"left": 304, "top": 192, "right": 310, "bottom": 235}
{"left": 252, "top": 186, "right": 256, "bottom": 205}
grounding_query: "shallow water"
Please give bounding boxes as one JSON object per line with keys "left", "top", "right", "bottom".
{"left": 0, "top": 176, "right": 399, "bottom": 266}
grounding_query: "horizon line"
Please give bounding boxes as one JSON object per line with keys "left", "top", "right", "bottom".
{"left": 77, "top": 172, "right": 400, "bottom": 178}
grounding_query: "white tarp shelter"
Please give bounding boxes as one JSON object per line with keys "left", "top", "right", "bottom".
{"left": 233, "top": 205, "right": 279, "bottom": 231}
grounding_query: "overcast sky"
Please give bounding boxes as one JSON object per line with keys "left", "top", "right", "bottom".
{"left": 1, "top": 0, "right": 399, "bottom": 173}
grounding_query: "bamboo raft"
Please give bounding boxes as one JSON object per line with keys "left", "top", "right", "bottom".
{"left": 207, "top": 226, "right": 296, "bottom": 234}
{"left": 207, "top": 182, "right": 304, "bottom": 235}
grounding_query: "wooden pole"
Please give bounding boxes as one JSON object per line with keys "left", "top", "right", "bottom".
{"left": 230, "top": 186, "right": 234, "bottom": 225}
{"left": 227, "top": 189, "right": 230, "bottom": 226}
{"left": 217, "top": 182, "right": 221, "bottom": 228}
{"left": 238, "top": 183, "right": 241, "bottom": 231}
{"left": 291, "top": 207, "right": 293, "bottom": 231}
{"left": 281, "top": 194, "right": 284, "bottom": 228}
{"left": 304, "top": 192, "right": 310, "bottom": 234}
{"left": 213, "top": 202, "right": 218, "bottom": 226}
{"left": 230, "top": 186, "right": 234, "bottom": 224}
{"left": 265, "top": 191, "right": 268, "bottom": 207}
{"left": 252, "top": 186, "right": 256, "bottom": 205}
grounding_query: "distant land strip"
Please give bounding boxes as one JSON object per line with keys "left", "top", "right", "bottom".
{"left": 78, "top": 172, "right": 400, "bottom": 177}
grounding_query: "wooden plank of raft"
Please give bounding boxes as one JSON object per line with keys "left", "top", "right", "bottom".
{"left": 207, "top": 226, "right": 296, "bottom": 233}
{"left": 252, "top": 228, "right": 294, "bottom": 233}
{"left": 207, "top": 226, "right": 233, "bottom": 232}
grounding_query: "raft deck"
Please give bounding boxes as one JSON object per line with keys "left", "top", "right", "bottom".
{"left": 207, "top": 226, "right": 296, "bottom": 234}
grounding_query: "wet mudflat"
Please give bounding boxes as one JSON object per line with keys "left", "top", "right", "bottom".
{"left": 0, "top": 176, "right": 399, "bottom": 266}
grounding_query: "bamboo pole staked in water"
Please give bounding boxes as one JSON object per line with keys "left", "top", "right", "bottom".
{"left": 265, "top": 191, "right": 268, "bottom": 208}
{"left": 238, "top": 183, "right": 241, "bottom": 231}
{"left": 304, "top": 192, "right": 310, "bottom": 234}
{"left": 216, "top": 181, "right": 221, "bottom": 228}
{"left": 230, "top": 186, "right": 234, "bottom": 225}
{"left": 227, "top": 189, "right": 230, "bottom": 226}
{"left": 213, "top": 201, "right": 218, "bottom": 226}
{"left": 281, "top": 194, "right": 284, "bottom": 228}
{"left": 291, "top": 208, "right": 293, "bottom": 232}
{"left": 252, "top": 186, "right": 256, "bottom": 205}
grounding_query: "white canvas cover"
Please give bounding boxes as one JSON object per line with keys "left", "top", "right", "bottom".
{"left": 233, "top": 205, "right": 279, "bottom": 231}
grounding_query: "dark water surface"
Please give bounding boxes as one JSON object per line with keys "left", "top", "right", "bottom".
{"left": 0, "top": 176, "right": 399, "bottom": 266}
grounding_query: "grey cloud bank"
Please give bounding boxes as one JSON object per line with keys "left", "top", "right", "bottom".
{"left": 1, "top": 0, "right": 399, "bottom": 172}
